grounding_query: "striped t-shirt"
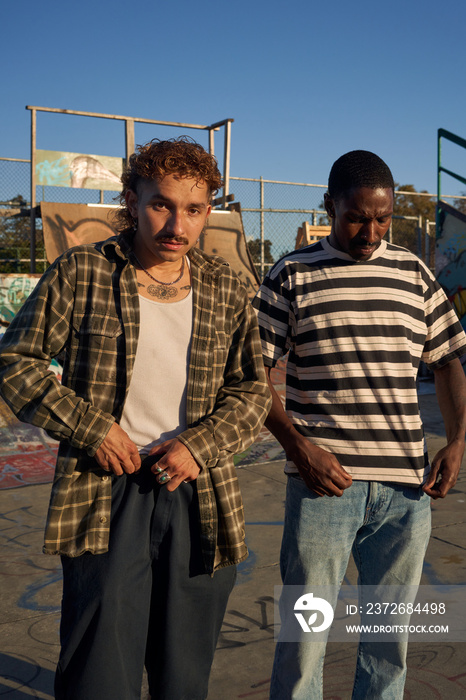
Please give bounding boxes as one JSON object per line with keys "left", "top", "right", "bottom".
{"left": 253, "top": 238, "right": 466, "bottom": 485}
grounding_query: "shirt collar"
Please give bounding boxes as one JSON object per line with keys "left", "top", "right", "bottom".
{"left": 322, "top": 236, "right": 387, "bottom": 262}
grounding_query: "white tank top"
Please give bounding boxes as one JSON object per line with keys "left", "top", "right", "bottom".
{"left": 119, "top": 291, "right": 193, "bottom": 453}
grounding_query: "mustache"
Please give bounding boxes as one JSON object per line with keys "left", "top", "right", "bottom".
{"left": 156, "top": 234, "right": 189, "bottom": 245}
{"left": 350, "top": 237, "right": 380, "bottom": 248}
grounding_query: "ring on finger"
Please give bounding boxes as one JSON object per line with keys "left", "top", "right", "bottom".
{"left": 158, "top": 471, "right": 172, "bottom": 484}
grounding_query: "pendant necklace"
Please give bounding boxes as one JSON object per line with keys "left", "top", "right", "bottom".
{"left": 132, "top": 252, "right": 185, "bottom": 300}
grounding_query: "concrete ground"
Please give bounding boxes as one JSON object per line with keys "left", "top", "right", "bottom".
{"left": 1, "top": 380, "right": 465, "bottom": 699}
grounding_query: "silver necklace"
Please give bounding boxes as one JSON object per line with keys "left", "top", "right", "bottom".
{"left": 132, "top": 252, "right": 185, "bottom": 300}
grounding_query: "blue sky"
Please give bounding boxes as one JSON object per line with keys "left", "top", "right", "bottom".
{"left": 2, "top": 0, "right": 466, "bottom": 196}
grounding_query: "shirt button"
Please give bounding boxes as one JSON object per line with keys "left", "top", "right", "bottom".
{"left": 100, "top": 516, "right": 107, "bottom": 523}
{"left": 102, "top": 475, "right": 109, "bottom": 482}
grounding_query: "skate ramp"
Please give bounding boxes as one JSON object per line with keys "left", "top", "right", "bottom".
{"left": 41, "top": 203, "right": 259, "bottom": 297}
{"left": 40, "top": 202, "right": 119, "bottom": 263}
{"left": 198, "top": 208, "right": 259, "bottom": 297}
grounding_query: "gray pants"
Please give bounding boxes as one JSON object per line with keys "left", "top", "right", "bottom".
{"left": 55, "top": 464, "right": 236, "bottom": 700}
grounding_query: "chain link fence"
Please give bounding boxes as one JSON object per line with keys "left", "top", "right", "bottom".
{"left": 231, "top": 177, "right": 328, "bottom": 277}
{"left": 0, "top": 158, "right": 39, "bottom": 272}
{"left": 0, "top": 157, "right": 120, "bottom": 274}
{"left": 231, "top": 176, "right": 438, "bottom": 279}
{"left": 0, "top": 157, "right": 446, "bottom": 278}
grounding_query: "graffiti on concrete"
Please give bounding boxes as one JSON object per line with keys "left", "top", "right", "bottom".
{"left": 0, "top": 412, "right": 58, "bottom": 489}
{"left": 0, "top": 277, "right": 61, "bottom": 489}
{"left": 0, "top": 275, "right": 39, "bottom": 325}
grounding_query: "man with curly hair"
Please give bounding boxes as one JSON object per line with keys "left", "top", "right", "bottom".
{"left": 0, "top": 137, "right": 271, "bottom": 700}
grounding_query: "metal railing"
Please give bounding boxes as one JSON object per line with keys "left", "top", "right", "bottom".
{"left": 26, "top": 106, "right": 234, "bottom": 271}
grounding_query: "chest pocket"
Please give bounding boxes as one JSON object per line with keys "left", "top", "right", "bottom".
{"left": 73, "top": 313, "right": 123, "bottom": 341}
{"left": 70, "top": 313, "right": 124, "bottom": 384}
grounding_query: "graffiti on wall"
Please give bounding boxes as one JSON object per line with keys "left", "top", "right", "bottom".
{"left": 0, "top": 275, "right": 61, "bottom": 489}
{"left": 0, "top": 275, "right": 40, "bottom": 325}
{"left": 436, "top": 202, "right": 466, "bottom": 330}
{"left": 36, "top": 150, "right": 123, "bottom": 191}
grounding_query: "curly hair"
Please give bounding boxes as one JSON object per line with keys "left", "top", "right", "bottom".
{"left": 328, "top": 150, "right": 394, "bottom": 201}
{"left": 115, "top": 136, "right": 223, "bottom": 231}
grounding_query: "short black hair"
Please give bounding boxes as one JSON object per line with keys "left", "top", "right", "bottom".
{"left": 328, "top": 150, "right": 394, "bottom": 201}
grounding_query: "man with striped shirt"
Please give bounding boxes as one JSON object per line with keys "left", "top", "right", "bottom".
{"left": 253, "top": 150, "right": 466, "bottom": 699}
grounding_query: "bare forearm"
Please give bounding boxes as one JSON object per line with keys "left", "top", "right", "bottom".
{"left": 434, "top": 358, "right": 466, "bottom": 443}
{"left": 424, "top": 358, "right": 466, "bottom": 498}
{"left": 264, "top": 367, "right": 302, "bottom": 448}
{"left": 264, "top": 366, "right": 352, "bottom": 496}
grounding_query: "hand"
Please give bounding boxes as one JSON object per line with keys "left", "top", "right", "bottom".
{"left": 263, "top": 366, "right": 351, "bottom": 497}
{"left": 149, "top": 439, "right": 201, "bottom": 492}
{"left": 422, "top": 439, "right": 465, "bottom": 499}
{"left": 94, "top": 422, "right": 141, "bottom": 476}
{"left": 287, "top": 435, "right": 353, "bottom": 497}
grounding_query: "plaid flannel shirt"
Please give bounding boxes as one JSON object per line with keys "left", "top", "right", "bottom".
{"left": 0, "top": 232, "right": 271, "bottom": 572}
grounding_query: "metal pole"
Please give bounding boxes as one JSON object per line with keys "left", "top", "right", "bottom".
{"left": 26, "top": 106, "right": 218, "bottom": 132}
{"left": 208, "top": 129, "right": 215, "bottom": 157}
{"left": 436, "top": 130, "right": 442, "bottom": 244}
{"left": 417, "top": 215, "right": 423, "bottom": 260}
{"left": 223, "top": 120, "right": 232, "bottom": 207}
{"left": 30, "top": 108, "right": 36, "bottom": 273}
{"left": 437, "top": 130, "right": 442, "bottom": 203}
{"left": 260, "top": 177, "right": 265, "bottom": 280}
{"left": 125, "top": 119, "right": 135, "bottom": 163}
{"left": 428, "top": 221, "right": 436, "bottom": 272}
{"left": 425, "top": 219, "right": 430, "bottom": 267}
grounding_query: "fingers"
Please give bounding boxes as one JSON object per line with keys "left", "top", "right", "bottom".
{"left": 289, "top": 439, "right": 353, "bottom": 497}
{"left": 94, "top": 424, "right": 141, "bottom": 476}
{"left": 99, "top": 452, "right": 140, "bottom": 477}
{"left": 149, "top": 440, "right": 200, "bottom": 491}
{"left": 298, "top": 462, "right": 353, "bottom": 497}
{"left": 302, "top": 478, "right": 349, "bottom": 498}
{"left": 423, "top": 477, "right": 447, "bottom": 499}
{"left": 423, "top": 445, "right": 462, "bottom": 499}
{"left": 423, "top": 469, "right": 456, "bottom": 499}
{"left": 423, "top": 485, "right": 443, "bottom": 499}
{"left": 153, "top": 461, "right": 199, "bottom": 491}
{"left": 422, "top": 469, "right": 439, "bottom": 498}
{"left": 155, "top": 469, "right": 188, "bottom": 491}
{"left": 152, "top": 466, "right": 194, "bottom": 492}
{"left": 114, "top": 447, "right": 141, "bottom": 475}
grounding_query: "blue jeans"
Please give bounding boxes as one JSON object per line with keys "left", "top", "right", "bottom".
{"left": 270, "top": 476, "right": 431, "bottom": 700}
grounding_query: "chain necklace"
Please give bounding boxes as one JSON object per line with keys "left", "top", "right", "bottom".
{"left": 132, "top": 252, "right": 185, "bottom": 300}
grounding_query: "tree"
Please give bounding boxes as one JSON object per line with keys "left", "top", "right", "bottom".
{"left": 0, "top": 195, "right": 43, "bottom": 272}
{"left": 453, "top": 192, "right": 466, "bottom": 215}
{"left": 247, "top": 238, "right": 274, "bottom": 265}
{"left": 392, "top": 184, "right": 436, "bottom": 253}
